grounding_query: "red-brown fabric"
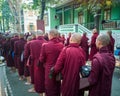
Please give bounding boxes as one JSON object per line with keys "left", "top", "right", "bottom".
{"left": 88, "top": 47, "right": 115, "bottom": 96}
{"left": 54, "top": 43, "right": 85, "bottom": 96}
{"left": 89, "top": 33, "right": 98, "bottom": 60}
{"left": 14, "top": 38, "right": 26, "bottom": 76}
{"left": 3, "top": 40, "right": 14, "bottom": 67}
{"left": 40, "top": 38, "right": 64, "bottom": 96}
{"left": 107, "top": 35, "right": 115, "bottom": 53}
{"left": 30, "top": 36, "right": 46, "bottom": 93}
{"left": 11, "top": 36, "right": 19, "bottom": 68}
{"left": 24, "top": 42, "right": 31, "bottom": 77}
{"left": 80, "top": 34, "right": 89, "bottom": 61}
{"left": 66, "top": 36, "right": 71, "bottom": 46}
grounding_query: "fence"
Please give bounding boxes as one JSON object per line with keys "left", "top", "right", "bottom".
{"left": 58, "top": 24, "right": 91, "bottom": 34}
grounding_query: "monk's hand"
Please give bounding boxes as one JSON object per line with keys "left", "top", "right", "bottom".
{"left": 49, "top": 67, "right": 54, "bottom": 79}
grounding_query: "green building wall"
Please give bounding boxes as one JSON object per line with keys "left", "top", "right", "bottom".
{"left": 49, "top": 5, "right": 120, "bottom": 30}
{"left": 49, "top": 8, "right": 59, "bottom": 29}
{"left": 111, "top": 5, "right": 120, "bottom": 20}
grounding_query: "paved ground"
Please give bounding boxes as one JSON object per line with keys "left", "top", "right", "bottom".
{"left": 6, "top": 67, "right": 120, "bottom": 96}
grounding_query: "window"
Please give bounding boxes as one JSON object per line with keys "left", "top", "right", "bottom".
{"left": 78, "top": 12, "right": 84, "bottom": 24}
{"left": 104, "top": 9, "right": 111, "bottom": 20}
{"left": 29, "top": 23, "right": 35, "bottom": 31}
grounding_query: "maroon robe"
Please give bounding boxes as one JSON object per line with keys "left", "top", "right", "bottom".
{"left": 24, "top": 40, "right": 34, "bottom": 83}
{"left": 66, "top": 36, "right": 71, "bottom": 46}
{"left": 30, "top": 36, "right": 46, "bottom": 93}
{"left": 54, "top": 43, "right": 85, "bottom": 96}
{"left": 10, "top": 36, "right": 19, "bottom": 68}
{"left": 14, "top": 38, "right": 26, "bottom": 76}
{"left": 80, "top": 34, "right": 89, "bottom": 61}
{"left": 107, "top": 35, "right": 115, "bottom": 53}
{"left": 3, "top": 39, "right": 13, "bottom": 67}
{"left": 88, "top": 47, "right": 115, "bottom": 96}
{"left": 89, "top": 33, "right": 98, "bottom": 60}
{"left": 40, "top": 38, "right": 64, "bottom": 96}
{"left": 24, "top": 42, "right": 31, "bottom": 77}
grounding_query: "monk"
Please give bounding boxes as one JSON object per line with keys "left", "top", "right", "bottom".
{"left": 80, "top": 32, "right": 89, "bottom": 61}
{"left": 3, "top": 36, "right": 12, "bottom": 67}
{"left": 24, "top": 36, "right": 33, "bottom": 85}
{"left": 24, "top": 35, "right": 36, "bottom": 92}
{"left": 40, "top": 29, "right": 64, "bottom": 96}
{"left": 66, "top": 32, "right": 71, "bottom": 46}
{"left": 30, "top": 30, "right": 47, "bottom": 95}
{"left": 80, "top": 34, "right": 115, "bottom": 96}
{"left": 10, "top": 33, "right": 19, "bottom": 69}
{"left": 14, "top": 33, "right": 26, "bottom": 80}
{"left": 107, "top": 30, "right": 115, "bottom": 53}
{"left": 89, "top": 28, "right": 98, "bottom": 60}
{"left": 51, "top": 33, "right": 85, "bottom": 96}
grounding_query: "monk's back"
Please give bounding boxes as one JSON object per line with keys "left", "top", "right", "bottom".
{"left": 88, "top": 47, "right": 115, "bottom": 96}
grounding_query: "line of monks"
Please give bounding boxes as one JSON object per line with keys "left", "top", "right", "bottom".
{"left": 0, "top": 28, "right": 115, "bottom": 96}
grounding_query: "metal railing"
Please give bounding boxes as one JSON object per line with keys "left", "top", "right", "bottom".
{"left": 0, "top": 60, "right": 13, "bottom": 96}
{"left": 58, "top": 24, "right": 91, "bottom": 35}
{"left": 81, "top": 22, "right": 95, "bottom": 30}
{"left": 102, "top": 20, "right": 120, "bottom": 30}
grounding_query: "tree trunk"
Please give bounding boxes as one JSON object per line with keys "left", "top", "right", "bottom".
{"left": 2, "top": 18, "right": 5, "bottom": 32}
{"left": 0, "top": 20, "right": 2, "bottom": 32}
{"left": 94, "top": 9, "right": 101, "bottom": 33}
{"left": 40, "top": 0, "right": 46, "bottom": 20}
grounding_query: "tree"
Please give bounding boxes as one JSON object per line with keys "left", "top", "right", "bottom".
{"left": 7, "top": 0, "right": 23, "bottom": 32}
{"left": 1, "top": 0, "right": 12, "bottom": 31}
{"left": 32, "top": 0, "right": 66, "bottom": 20}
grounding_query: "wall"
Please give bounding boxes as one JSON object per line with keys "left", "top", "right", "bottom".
{"left": 49, "top": 8, "right": 59, "bottom": 29}
{"left": 64, "top": 10, "right": 71, "bottom": 24}
{"left": 111, "top": 5, "right": 120, "bottom": 20}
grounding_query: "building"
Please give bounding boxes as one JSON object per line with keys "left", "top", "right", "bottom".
{"left": 45, "top": 0, "right": 120, "bottom": 45}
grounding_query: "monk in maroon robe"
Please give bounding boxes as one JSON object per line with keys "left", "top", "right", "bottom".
{"left": 24, "top": 36, "right": 33, "bottom": 85}
{"left": 24, "top": 36, "right": 36, "bottom": 91}
{"left": 40, "top": 29, "right": 64, "bottom": 96}
{"left": 89, "top": 29, "right": 98, "bottom": 60}
{"left": 10, "top": 33, "right": 19, "bottom": 68}
{"left": 80, "top": 34, "right": 115, "bottom": 96}
{"left": 30, "top": 30, "right": 47, "bottom": 95}
{"left": 107, "top": 30, "right": 115, "bottom": 53}
{"left": 3, "top": 36, "right": 12, "bottom": 67}
{"left": 14, "top": 33, "right": 26, "bottom": 80}
{"left": 66, "top": 32, "right": 71, "bottom": 46}
{"left": 80, "top": 32, "right": 89, "bottom": 61}
{"left": 52, "top": 33, "right": 85, "bottom": 96}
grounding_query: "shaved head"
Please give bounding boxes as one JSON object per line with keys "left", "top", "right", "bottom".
{"left": 19, "top": 33, "right": 24, "bottom": 38}
{"left": 70, "top": 33, "right": 81, "bottom": 44}
{"left": 48, "top": 29, "right": 58, "bottom": 39}
{"left": 36, "top": 30, "right": 44, "bottom": 36}
{"left": 96, "top": 34, "right": 110, "bottom": 47}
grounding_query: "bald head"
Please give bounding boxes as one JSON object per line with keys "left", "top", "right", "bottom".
{"left": 70, "top": 33, "right": 81, "bottom": 44}
{"left": 19, "top": 33, "right": 24, "bottom": 38}
{"left": 36, "top": 30, "right": 43, "bottom": 37}
{"left": 83, "top": 32, "right": 87, "bottom": 36}
{"left": 92, "top": 28, "right": 97, "bottom": 34}
{"left": 48, "top": 29, "right": 58, "bottom": 39}
{"left": 107, "top": 30, "right": 112, "bottom": 36}
{"left": 96, "top": 34, "right": 110, "bottom": 48}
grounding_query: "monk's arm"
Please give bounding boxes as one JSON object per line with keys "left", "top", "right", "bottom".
{"left": 54, "top": 48, "right": 66, "bottom": 73}
{"left": 88, "top": 59, "right": 100, "bottom": 86}
{"left": 14, "top": 42, "right": 18, "bottom": 56}
{"left": 91, "top": 36, "right": 96, "bottom": 47}
{"left": 39, "top": 44, "right": 46, "bottom": 64}
{"left": 24, "top": 43, "right": 30, "bottom": 59}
